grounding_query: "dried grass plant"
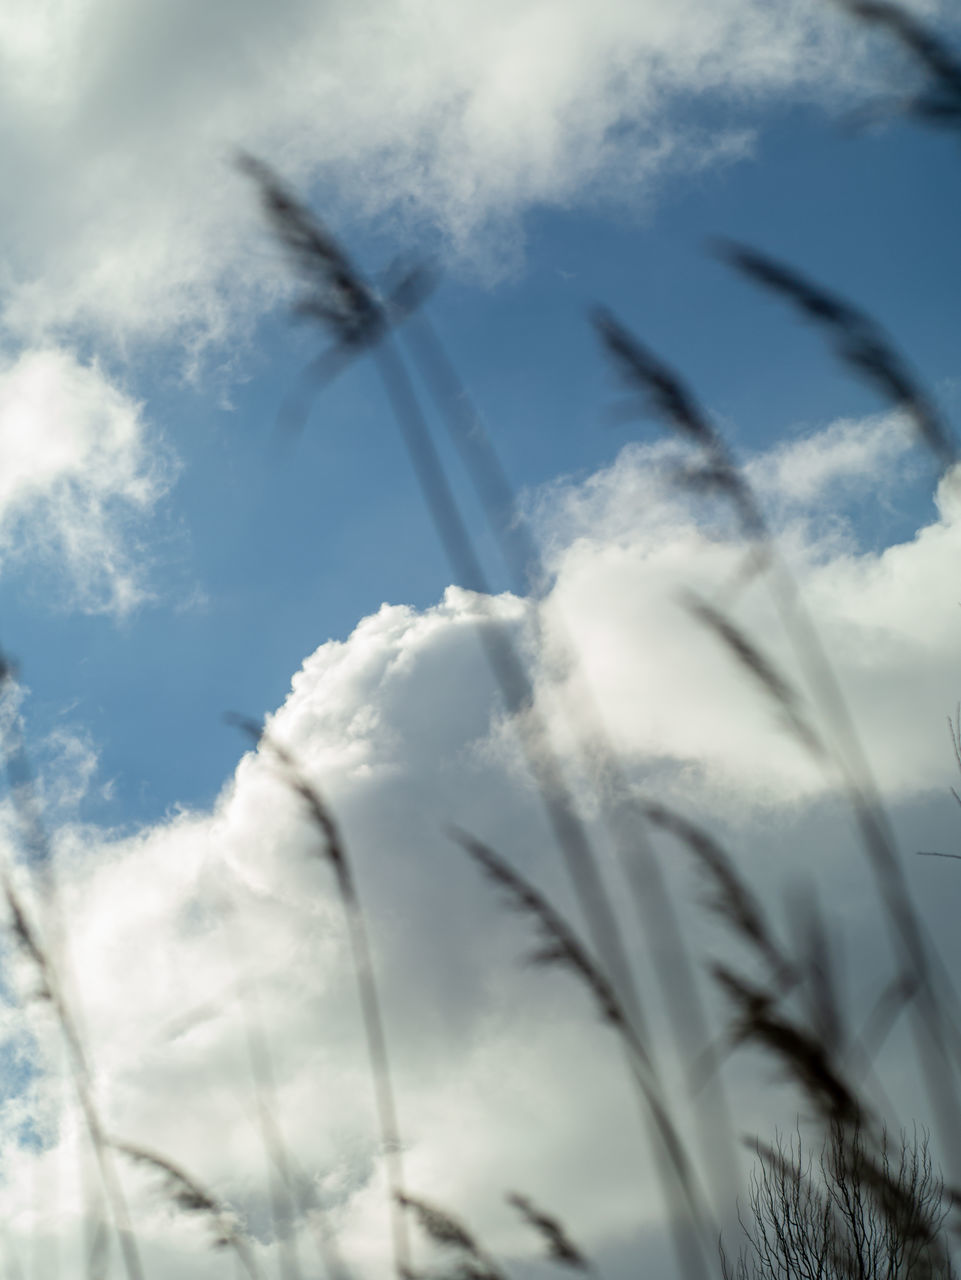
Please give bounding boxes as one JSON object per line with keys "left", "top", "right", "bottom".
{"left": 1, "top": 4, "right": 960, "bottom": 1279}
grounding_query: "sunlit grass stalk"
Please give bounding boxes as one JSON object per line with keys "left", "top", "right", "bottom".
{"left": 372, "top": 338, "right": 724, "bottom": 1278}
{"left": 642, "top": 809, "right": 959, "bottom": 1273}
{"left": 451, "top": 827, "right": 717, "bottom": 1280}
{"left": 242, "top": 161, "right": 649, "bottom": 1068}
{"left": 371, "top": 336, "right": 718, "bottom": 1236}
{"left": 179, "top": 892, "right": 355, "bottom": 1280}
{"left": 398, "top": 311, "right": 543, "bottom": 596}
{"left": 242, "top": 158, "right": 726, "bottom": 1276}
{"left": 0, "top": 661, "right": 110, "bottom": 1280}
{"left": 234, "top": 722, "right": 410, "bottom": 1278}
{"left": 216, "top": 890, "right": 304, "bottom": 1280}
{"left": 593, "top": 305, "right": 961, "bottom": 1180}
{"left": 240, "top": 160, "right": 649, "bottom": 1064}
{"left": 371, "top": 332, "right": 644, "bottom": 1018}
{"left": 400, "top": 311, "right": 742, "bottom": 1219}
{"left": 505, "top": 1191, "right": 591, "bottom": 1272}
{"left": 1, "top": 870, "right": 144, "bottom": 1280}
{"left": 234, "top": 984, "right": 353, "bottom": 1280}
{"left": 396, "top": 1191, "right": 508, "bottom": 1280}
{"left": 707, "top": 253, "right": 961, "bottom": 1174}
{"left": 112, "top": 1143, "right": 263, "bottom": 1280}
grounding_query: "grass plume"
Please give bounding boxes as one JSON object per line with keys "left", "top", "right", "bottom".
{"left": 642, "top": 802, "right": 795, "bottom": 992}
{"left": 396, "top": 1192, "right": 507, "bottom": 1280}
{"left": 240, "top": 162, "right": 720, "bottom": 1276}
{"left": 594, "top": 296, "right": 961, "bottom": 1181}
{"left": 505, "top": 1192, "right": 589, "bottom": 1271}
{"left": 113, "top": 1142, "right": 262, "bottom": 1279}
{"left": 715, "top": 239, "right": 956, "bottom": 471}
{"left": 838, "top": 0, "right": 961, "bottom": 134}
{"left": 229, "top": 714, "right": 411, "bottom": 1278}
{"left": 682, "top": 594, "right": 827, "bottom": 765}
{"left": 451, "top": 826, "right": 717, "bottom": 1280}
{"left": 591, "top": 307, "right": 766, "bottom": 550}
{"left": 1, "top": 868, "right": 145, "bottom": 1280}
{"left": 712, "top": 964, "right": 864, "bottom": 1128}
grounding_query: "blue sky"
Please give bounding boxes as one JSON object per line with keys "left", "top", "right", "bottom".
{"left": 2, "top": 1, "right": 961, "bottom": 1276}
{"left": 6, "top": 89, "right": 960, "bottom": 830}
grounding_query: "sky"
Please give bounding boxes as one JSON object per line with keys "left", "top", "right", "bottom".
{"left": 1, "top": 0, "right": 961, "bottom": 1276}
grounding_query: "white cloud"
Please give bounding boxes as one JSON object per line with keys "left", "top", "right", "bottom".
{"left": 0, "top": 347, "right": 168, "bottom": 613}
{"left": 0, "top": 411, "right": 959, "bottom": 1274}
{"left": 0, "top": 0, "right": 943, "bottom": 347}
{"left": 744, "top": 409, "right": 921, "bottom": 509}
{"left": 0, "top": 3, "right": 957, "bottom": 1269}
{"left": 535, "top": 417, "right": 961, "bottom": 805}
{"left": 0, "top": 0, "right": 943, "bottom": 609}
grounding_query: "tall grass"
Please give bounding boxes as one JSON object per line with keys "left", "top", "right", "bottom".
{"left": 1, "top": 2, "right": 960, "bottom": 1278}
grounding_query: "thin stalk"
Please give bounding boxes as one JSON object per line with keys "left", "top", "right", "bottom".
{"left": 453, "top": 829, "right": 717, "bottom": 1280}
{"left": 337, "top": 863, "right": 409, "bottom": 1278}
{"left": 220, "top": 907, "right": 303, "bottom": 1280}
{"left": 242, "top": 162, "right": 720, "bottom": 1273}
{"left": 1, "top": 874, "right": 145, "bottom": 1280}
{"left": 0, "top": 665, "right": 142, "bottom": 1280}
{"left": 237, "top": 726, "right": 411, "bottom": 1279}
{"left": 400, "top": 313, "right": 742, "bottom": 1220}
{"left": 372, "top": 336, "right": 647, "bottom": 1038}
{"left": 112, "top": 1142, "right": 263, "bottom": 1280}
{"left": 594, "top": 309, "right": 961, "bottom": 1178}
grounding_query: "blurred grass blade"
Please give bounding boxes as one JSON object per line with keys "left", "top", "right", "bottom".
{"left": 715, "top": 240, "right": 956, "bottom": 471}
{"left": 505, "top": 1191, "right": 589, "bottom": 1271}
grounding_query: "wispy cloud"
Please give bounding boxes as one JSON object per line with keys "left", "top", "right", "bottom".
{"left": 0, "top": 348, "right": 169, "bottom": 613}
{"left": 0, "top": 0, "right": 935, "bottom": 348}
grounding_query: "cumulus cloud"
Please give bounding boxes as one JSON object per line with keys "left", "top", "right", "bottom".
{"left": 535, "top": 413, "right": 961, "bottom": 804}
{"left": 0, "top": 347, "right": 168, "bottom": 613}
{"left": 0, "top": 0, "right": 943, "bottom": 347}
{"left": 1, "top": 3, "right": 959, "bottom": 1271}
{"left": 1, "top": 589, "right": 649, "bottom": 1278}
{"left": 0, "top": 410, "right": 958, "bottom": 1275}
